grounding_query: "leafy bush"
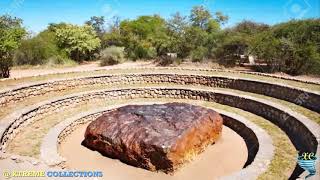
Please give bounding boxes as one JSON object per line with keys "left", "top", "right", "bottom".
{"left": 14, "top": 31, "right": 70, "bottom": 65}
{"left": 191, "top": 46, "right": 208, "bottom": 62}
{"left": 46, "top": 55, "right": 76, "bottom": 66}
{"left": 131, "top": 45, "right": 156, "bottom": 60}
{"left": 99, "top": 46, "right": 124, "bottom": 66}
{"left": 54, "top": 24, "right": 101, "bottom": 62}
{"left": 111, "top": 7, "right": 224, "bottom": 61}
{"left": 250, "top": 19, "right": 320, "bottom": 75}
{"left": 120, "top": 15, "right": 168, "bottom": 60}
{"left": 213, "top": 21, "right": 269, "bottom": 67}
{"left": 102, "top": 31, "right": 123, "bottom": 48}
{"left": 14, "top": 37, "right": 52, "bottom": 65}
{"left": 232, "top": 20, "right": 269, "bottom": 35}
{"left": 125, "top": 40, "right": 157, "bottom": 60}
{"left": 215, "top": 33, "right": 249, "bottom": 66}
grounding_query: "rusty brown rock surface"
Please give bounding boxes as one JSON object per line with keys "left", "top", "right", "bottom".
{"left": 83, "top": 103, "right": 223, "bottom": 173}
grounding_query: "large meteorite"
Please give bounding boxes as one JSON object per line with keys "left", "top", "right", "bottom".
{"left": 83, "top": 103, "right": 223, "bottom": 173}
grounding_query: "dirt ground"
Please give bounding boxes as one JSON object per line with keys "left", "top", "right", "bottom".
{"left": 10, "top": 61, "right": 320, "bottom": 83}
{"left": 60, "top": 124, "right": 247, "bottom": 180}
{"left": 10, "top": 61, "right": 153, "bottom": 78}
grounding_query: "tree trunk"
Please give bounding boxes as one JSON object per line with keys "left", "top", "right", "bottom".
{"left": 0, "top": 57, "right": 13, "bottom": 78}
{"left": 0, "top": 66, "right": 10, "bottom": 78}
{"left": 3, "top": 68, "right": 10, "bottom": 78}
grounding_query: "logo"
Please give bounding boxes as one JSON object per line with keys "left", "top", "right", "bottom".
{"left": 297, "top": 152, "right": 318, "bottom": 179}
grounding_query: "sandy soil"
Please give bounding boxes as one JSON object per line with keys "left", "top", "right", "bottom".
{"left": 10, "top": 61, "right": 154, "bottom": 78}
{"left": 10, "top": 61, "right": 320, "bottom": 83}
{"left": 60, "top": 123, "right": 247, "bottom": 180}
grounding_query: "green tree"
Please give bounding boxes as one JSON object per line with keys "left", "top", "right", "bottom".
{"left": 102, "top": 31, "right": 123, "bottom": 47}
{"left": 0, "top": 15, "right": 26, "bottom": 78}
{"left": 120, "top": 15, "right": 167, "bottom": 59}
{"left": 85, "top": 16, "right": 106, "bottom": 38}
{"left": 47, "top": 22, "right": 68, "bottom": 32}
{"left": 206, "top": 19, "right": 220, "bottom": 33}
{"left": 167, "top": 12, "right": 188, "bottom": 34}
{"left": 215, "top": 33, "right": 250, "bottom": 66}
{"left": 166, "top": 12, "right": 189, "bottom": 58}
{"left": 190, "top": 5, "right": 212, "bottom": 29}
{"left": 251, "top": 19, "right": 320, "bottom": 75}
{"left": 233, "top": 20, "right": 269, "bottom": 35}
{"left": 191, "top": 46, "right": 208, "bottom": 62}
{"left": 187, "top": 6, "right": 225, "bottom": 60}
{"left": 102, "top": 16, "right": 122, "bottom": 48}
{"left": 54, "top": 24, "right": 101, "bottom": 61}
{"left": 214, "top": 20, "right": 269, "bottom": 66}
{"left": 14, "top": 29, "right": 69, "bottom": 65}
{"left": 108, "top": 16, "right": 121, "bottom": 32}
{"left": 214, "top": 12, "right": 229, "bottom": 25}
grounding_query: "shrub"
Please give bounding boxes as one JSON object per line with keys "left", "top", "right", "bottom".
{"left": 46, "top": 55, "right": 76, "bottom": 66}
{"left": 190, "top": 46, "right": 208, "bottom": 62}
{"left": 124, "top": 39, "right": 157, "bottom": 60}
{"left": 54, "top": 24, "right": 101, "bottom": 62}
{"left": 102, "top": 31, "right": 123, "bottom": 48}
{"left": 14, "top": 38, "right": 51, "bottom": 65}
{"left": 99, "top": 46, "right": 125, "bottom": 66}
{"left": 250, "top": 19, "right": 320, "bottom": 75}
{"left": 131, "top": 45, "right": 156, "bottom": 60}
{"left": 14, "top": 30, "right": 70, "bottom": 65}
{"left": 215, "top": 33, "right": 249, "bottom": 67}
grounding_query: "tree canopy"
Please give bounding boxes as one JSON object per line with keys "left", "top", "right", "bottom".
{"left": 54, "top": 24, "right": 101, "bottom": 61}
{"left": 1, "top": 6, "right": 319, "bottom": 78}
{"left": 0, "top": 15, "right": 26, "bottom": 77}
{"left": 190, "top": 6, "right": 212, "bottom": 29}
{"left": 0, "top": 15, "right": 26, "bottom": 58}
{"left": 85, "top": 16, "right": 106, "bottom": 38}
{"left": 251, "top": 19, "right": 320, "bottom": 75}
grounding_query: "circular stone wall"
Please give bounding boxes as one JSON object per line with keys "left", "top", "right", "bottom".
{"left": 60, "top": 123, "right": 247, "bottom": 180}
{"left": 40, "top": 102, "right": 274, "bottom": 180}
{"left": 0, "top": 68, "right": 319, "bottom": 179}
